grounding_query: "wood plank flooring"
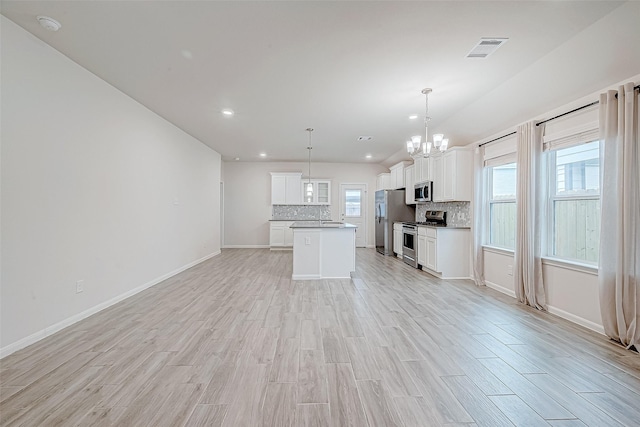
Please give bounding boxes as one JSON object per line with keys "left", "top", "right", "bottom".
{"left": 1, "top": 248, "right": 640, "bottom": 426}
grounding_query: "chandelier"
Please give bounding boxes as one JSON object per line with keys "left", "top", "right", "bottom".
{"left": 406, "top": 88, "right": 449, "bottom": 157}
{"left": 305, "top": 128, "right": 314, "bottom": 202}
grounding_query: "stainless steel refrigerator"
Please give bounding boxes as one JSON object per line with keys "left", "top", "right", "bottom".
{"left": 375, "top": 189, "right": 415, "bottom": 256}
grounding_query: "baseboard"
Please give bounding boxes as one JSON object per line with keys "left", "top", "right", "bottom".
{"left": 547, "top": 305, "right": 606, "bottom": 336}
{"left": 223, "top": 244, "right": 270, "bottom": 249}
{"left": 485, "top": 280, "right": 517, "bottom": 298}
{"left": 0, "top": 251, "right": 220, "bottom": 360}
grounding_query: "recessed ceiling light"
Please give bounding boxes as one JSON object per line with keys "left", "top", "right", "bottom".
{"left": 365, "top": 154, "right": 372, "bottom": 159}
{"left": 409, "top": 114, "right": 418, "bottom": 120}
{"left": 234, "top": 157, "right": 240, "bottom": 161}
{"left": 181, "top": 50, "right": 193, "bottom": 60}
{"left": 259, "top": 153, "right": 266, "bottom": 157}
{"left": 222, "top": 109, "right": 234, "bottom": 116}
{"left": 37, "top": 16, "right": 61, "bottom": 32}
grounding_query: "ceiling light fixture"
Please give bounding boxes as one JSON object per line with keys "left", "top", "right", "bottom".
{"left": 259, "top": 153, "right": 266, "bottom": 157}
{"left": 305, "top": 128, "right": 314, "bottom": 203}
{"left": 37, "top": 16, "right": 61, "bottom": 32}
{"left": 222, "top": 109, "right": 234, "bottom": 116}
{"left": 408, "top": 114, "right": 418, "bottom": 120}
{"left": 365, "top": 154, "right": 372, "bottom": 159}
{"left": 406, "top": 88, "right": 448, "bottom": 158}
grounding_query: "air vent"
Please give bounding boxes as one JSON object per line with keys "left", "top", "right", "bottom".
{"left": 357, "top": 136, "right": 373, "bottom": 142}
{"left": 466, "top": 38, "right": 508, "bottom": 59}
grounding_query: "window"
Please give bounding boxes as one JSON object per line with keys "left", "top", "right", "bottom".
{"left": 547, "top": 140, "right": 600, "bottom": 264}
{"left": 344, "top": 190, "right": 361, "bottom": 217}
{"left": 487, "top": 162, "right": 517, "bottom": 249}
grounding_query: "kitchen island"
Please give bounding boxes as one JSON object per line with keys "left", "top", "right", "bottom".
{"left": 290, "top": 221, "right": 357, "bottom": 280}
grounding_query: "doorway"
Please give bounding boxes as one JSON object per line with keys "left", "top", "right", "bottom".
{"left": 339, "top": 183, "right": 367, "bottom": 248}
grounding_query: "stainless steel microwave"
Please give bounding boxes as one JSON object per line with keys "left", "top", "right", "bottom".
{"left": 414, "top": 181, "right": 432, "bottom": 202}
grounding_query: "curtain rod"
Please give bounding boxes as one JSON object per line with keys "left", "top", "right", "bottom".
{"left": 535, "top": 101, "right": 599, "bottom": 127}
{"left": 479, "top": 85, "right": 638, "bottom": 145}
{"left": 536, "top": 85, "right": 639, "bottom": 127}
{"left": 478, "top": 131, "right": 516, "bottom": 148}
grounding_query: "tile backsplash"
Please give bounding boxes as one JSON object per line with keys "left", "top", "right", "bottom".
{"left": 272, "top": 205, "right": 332, "bottom": 220}
{"left": 416, "top": 201, "right": 471, "bottom": 227}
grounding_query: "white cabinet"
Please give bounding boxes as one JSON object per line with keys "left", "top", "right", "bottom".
{"left": 376, "top": 173, "right": 391, "bottom": 191}
{"left": 271, "top": 172, "right": 302, "bottom": 205}
{"left": 405, "top": 165, "right": 415, "bottom": 204}
{"left": 303, "top": 180, "right": 331, "bottom": 205}
{"left": 413, "top": 157, "right": 432, "bottom": 184}
{"left": 393, "top": 223, "right": 403, "bottom": 257}
{"left": 417, "top": 226, "right": 470, "bottom": 278}
{"left": 270, "top": 221, "right": 295, "bottom": 249}
{"left": 417, "top": 233, "right": 427, "bottom": 266}
{"left": 388, "top": 161, "right": 411, "bottom": 189}
{"left": 432, "top": 155, "right": 443, "bottom": 202}
{"left": 432, "top": 148, "right": 472, "bottom": 202}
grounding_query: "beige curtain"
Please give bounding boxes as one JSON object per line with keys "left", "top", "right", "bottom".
{"left": 598, "top": 82, "right": 640, "bottom": 349}
{"left": 472, "top": 146, "right": 485, "bottom": 286}
{"left": 514, "top": 122, "right": 546, "bottom": 310}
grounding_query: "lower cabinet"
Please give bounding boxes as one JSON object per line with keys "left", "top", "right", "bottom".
{"left": 393, "top": 223, "right": 403, "bottom": 257}
{"left": 269, "top": 221, "right": 294, "bottom": 249}
{"left": 417, "top": 226, "right": 470, "bottom": 278}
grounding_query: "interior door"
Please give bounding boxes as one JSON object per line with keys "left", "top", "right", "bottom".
{"left": 340, "top": 184, "right": 367, "bottom": 248}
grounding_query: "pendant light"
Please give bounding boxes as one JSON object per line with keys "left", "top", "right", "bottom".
{"left": 305, "top": 128, "right": 314, "bottom": 203}
{"left": 406, "top": 88, "right": 449, "bottom": 157}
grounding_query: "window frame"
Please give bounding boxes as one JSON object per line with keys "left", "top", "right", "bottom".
{"left": 485, "top": 161, "right": 517, "bottom": 251}
{"left": 545, "top": 140, "right": 601, "bottom": 265}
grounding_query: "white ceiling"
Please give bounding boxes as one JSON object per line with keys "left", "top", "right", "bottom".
{"left": 2, "top": 1, "right": 639, "bottom": 165}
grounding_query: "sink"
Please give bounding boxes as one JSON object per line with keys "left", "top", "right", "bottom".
{"left": 321, "top": 221, "right": 343, "bottom": 225}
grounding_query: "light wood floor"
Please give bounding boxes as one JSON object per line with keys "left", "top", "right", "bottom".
{"left": 1, "top": 249, "right": 640, "bottom": 426}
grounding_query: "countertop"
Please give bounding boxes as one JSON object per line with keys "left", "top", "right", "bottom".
{"left": 419, "top": 225, "right": 471, "bottom": 230}
{"left": 269, "top": 219, "right": 331, "bottom": 222}
{"left": 290, "top": 221, "right": 357, "bottom": 229}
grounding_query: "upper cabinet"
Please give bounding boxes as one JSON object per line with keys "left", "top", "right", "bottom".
{"left": 413, "top": 157, "right": 433, "bottom": 183}
{"left": 303, "top": 179, "right": 331, "bottom": 205}
{"left": 431, "top": 147, "right": 472, "bottom": 202}
{"left": 271, "top": 172, "right": 302, "bottom": 205}
{"left": 405, "top": 165, "right": 415, "bottom": 204}
{"left": 376, "top": 173, "right": 391, "bottom": 191}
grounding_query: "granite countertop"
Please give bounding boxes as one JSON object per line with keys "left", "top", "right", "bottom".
{"left": 417, "top": 224, "right": 471, "bottom": 229}
{"left": 269, "top": 219, "right": 331, "bottom": 221}
{"left": 290, "top": 221, "right": 357, "bottom": 229}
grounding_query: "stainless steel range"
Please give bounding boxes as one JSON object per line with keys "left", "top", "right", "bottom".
{"left": 402, "top": 211, "right": 447, "bottom": 268}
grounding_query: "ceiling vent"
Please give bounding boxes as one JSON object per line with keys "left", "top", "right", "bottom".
{"left": 466, "top": 38, "right": 508, "bottom": 59}
{"left": 357, "top": 136, "right": 373, "bottom": 142}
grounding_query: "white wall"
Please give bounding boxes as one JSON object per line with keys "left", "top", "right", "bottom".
{"left": 222, "top": 161, "right": 387, "bottom": 247}
{"left": 477, "top": 73, "right": 640, "bottom": 336}
{"left": 0, "top": 17, "right": 221, "bottom": 356}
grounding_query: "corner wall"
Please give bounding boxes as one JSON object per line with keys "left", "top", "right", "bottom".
{"left": 1, "top": 17, "right": 222, "bottom": 356}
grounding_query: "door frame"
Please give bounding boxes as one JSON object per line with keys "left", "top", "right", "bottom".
{"left": 339, "top": 183, "right": 368, "bottom": 248}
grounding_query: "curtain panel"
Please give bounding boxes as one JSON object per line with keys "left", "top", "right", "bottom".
{"left": 514, "top": 122, "right": 547, "bottom": 310}
{"left": 598, "top": 82, "right": 640, "bottom": 349}
{"left": 472, "top": 146, "right": 485, "bottom": 286}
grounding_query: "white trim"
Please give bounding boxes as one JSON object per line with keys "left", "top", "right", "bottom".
{"left": 223, "top": 244, "right": 270, "bottom": 249}
{"left": 547, "top": 305, "right": 605, "bottom": 336}
{"left": 0, "top": 251, "right": 221, "bottom": 360}
{"left": 482, "top": 245, "right": 515, "bottom": 257}
{"left": 485, "top": 280, "right": 517, "bottom": 298}
{"left": 270, "top": 247, "right": 293, "bottom": 251}
{"left": 541, "top": 257, "right": 598, "bottom": 276}
{"left": 419, "top": 267, "right": 471, "bottom": 281}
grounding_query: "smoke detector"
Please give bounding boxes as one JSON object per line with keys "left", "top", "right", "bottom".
{"left": 466, "top": 38, "right": 508, "bottom": 59}
{"left": 37, "top": 16, "right": 62, "bottom": 32}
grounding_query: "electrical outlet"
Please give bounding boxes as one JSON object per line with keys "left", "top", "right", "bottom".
{"left": 305, "top": 237, "right": 311, "bottom": 245}
{"left": 76, "top": 280, "right": 84, "bottom": 293}
{"left": 507, "top": 265, "right": 513, "bottom": 276}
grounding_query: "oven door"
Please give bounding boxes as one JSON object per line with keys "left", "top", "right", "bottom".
{"left": 402, "top": 227, "right": 418, "bottom": 268}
